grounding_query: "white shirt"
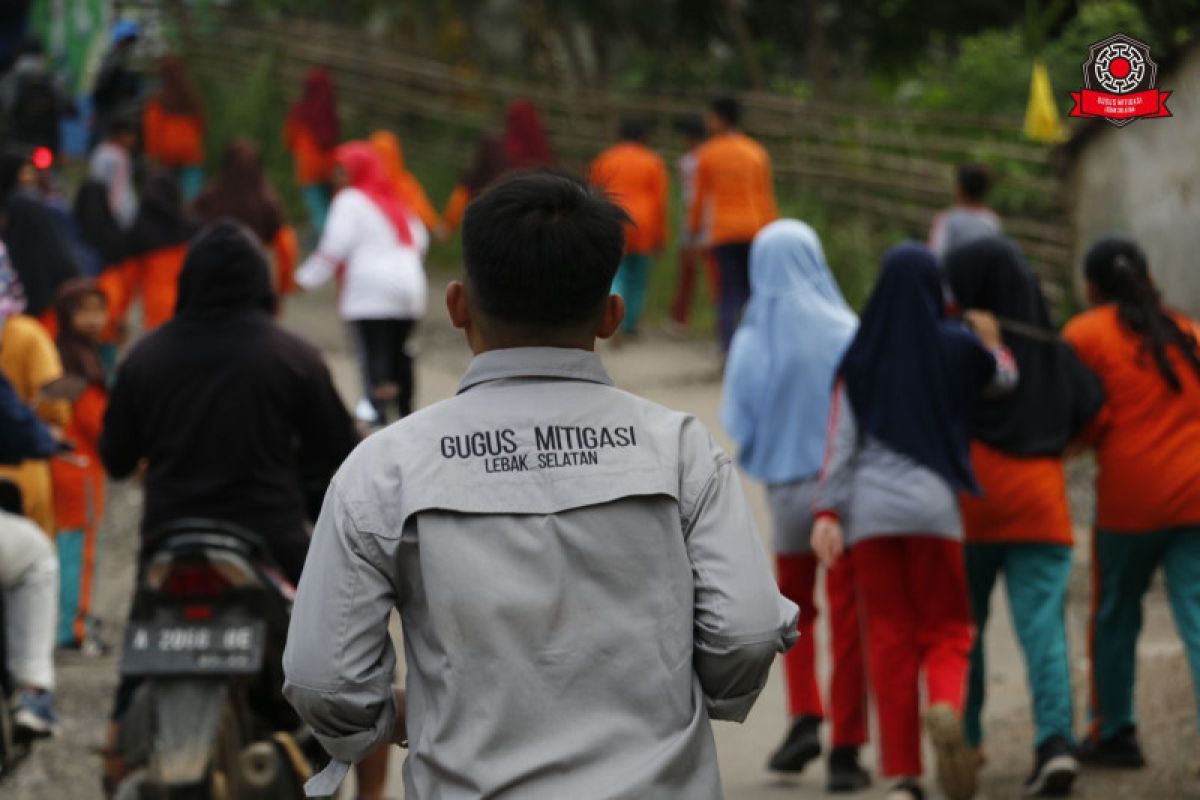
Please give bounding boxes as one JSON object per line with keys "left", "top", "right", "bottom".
{"left": 296, "top": 188, "right": 429, "bottom": 320}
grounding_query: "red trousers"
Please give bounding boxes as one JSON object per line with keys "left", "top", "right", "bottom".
{"left": 777, "top": 553, "right": 868, "bottom": 747}
{"left": 852, "top": 536, "right": 974, "bottom": 777}
{"left": 669, "top": 247, "right": 720, "bottom": 327}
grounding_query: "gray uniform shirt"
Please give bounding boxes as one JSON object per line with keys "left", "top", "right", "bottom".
{"left": 283, "top": 348, "right": 798, "bottom": 799}
{"left": 812, "top": 386, "right": 962, "bottom": 545}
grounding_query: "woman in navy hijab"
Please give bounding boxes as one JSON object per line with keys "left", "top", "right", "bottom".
{"left": 811, "top": 242, "right": 1016, "bottom": 800}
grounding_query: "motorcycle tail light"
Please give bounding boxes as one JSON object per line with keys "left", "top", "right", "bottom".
{"left": 32, "top": 147, "right": 53, "bottom": 170}
{"left": 160, "top": 562, "right": 232, "bottom": 599}
{"left": 145, "top": 553, "right": 261, "bottom": 598}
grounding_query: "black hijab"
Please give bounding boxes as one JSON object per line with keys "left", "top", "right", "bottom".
{"left": 126, "top": 170, "right": 198, "bottom": 257}
{"left": 945, "top": 236, "right": 1104, "bottom": 456}
{"left": 174, "top": 221, "right": 277, "bottom": 321}
{"left": 839, "top": 242, "right": 996, "bottom": 493}
{"left": 73, "top": 179, "right": 127, "bottom": 268}
{"left": 0, "top": 150, "right": 83, "bottom": 315}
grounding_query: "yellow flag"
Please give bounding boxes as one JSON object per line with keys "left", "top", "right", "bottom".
{"left": 1024, "top": 60, "right": 1068, "bottom": 143}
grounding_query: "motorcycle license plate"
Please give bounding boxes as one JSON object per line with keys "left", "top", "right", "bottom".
{"left": 120, "top": 622, "right": 266, "bottom": 677}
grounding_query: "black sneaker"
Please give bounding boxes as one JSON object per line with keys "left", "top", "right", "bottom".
{"left": 1078, "top": 725, "right": 1146, "bottom": 769}
{"left": 767, "top": 715, "right": 822, "bottom": 773}
{"left": 885, "top": 779, "right": 926, "bottom": 800}
{"left": 1024, "top": 736, "right": 1078, "bottom": 796}
{"left": 827, "top": 745, "right": 871, "bottom": 793}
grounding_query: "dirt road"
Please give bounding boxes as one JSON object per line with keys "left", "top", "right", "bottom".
{"left": 8, "top": 285, "right": 1199, "bottom": 799}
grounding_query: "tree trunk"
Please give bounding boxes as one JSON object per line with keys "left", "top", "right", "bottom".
{"left": 723, "top": 0, "right": 765, "bottom": 90}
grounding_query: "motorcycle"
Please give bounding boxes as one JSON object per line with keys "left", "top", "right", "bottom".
{"left": 111, "top": 519, "right": 325, "bottom": 800}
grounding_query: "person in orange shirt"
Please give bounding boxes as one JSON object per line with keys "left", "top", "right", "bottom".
{"left": 945, "top": 237, "right": 1104, "bottom": 796}
{"left": 590, "top": 118, "right": 668, "bottom": 336}
{"left": 369, "top": 130, "right": 446, "bottom": 240}
{"left": 141, "top": 56, "right": 205, "bottom": 201}
{"left": 284, "top": 67, "right": 340, "bottom": 237}
{"left": 49, "top": 280, "right": 109, "bottom": 651}
{"left": 688, "top": 96, "right": 777, "bottom": 352}
{"left": 108, "top": 170, "right": 198, "bottom": 333}
{"left": 0, "top": 250, "right": 70, "bottom": 536}
{"left": 1062, "top": 236, "right": 1200, "bottom": 769}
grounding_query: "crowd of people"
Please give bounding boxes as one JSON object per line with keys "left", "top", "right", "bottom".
{"left": 0, "top": 22, "right": 1197, "bottom": 800}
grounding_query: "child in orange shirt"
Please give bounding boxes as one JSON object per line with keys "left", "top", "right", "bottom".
{"left": 49, "top": 280, "right": 109, "bottom": 650}
{"left": 589, "top": 118, "right": 668, "bottom": 336}
{"left": 946, "top": 237, "right": 1104, "bottom": 795}
{"left": 284, "top": 67, "right": 340, "bottom": 237}
{"left": 141, "top": 56, "right": 205, "bottom": 201}
{"left": 1063, "top": 237, "right": 1200, "bottom": 769}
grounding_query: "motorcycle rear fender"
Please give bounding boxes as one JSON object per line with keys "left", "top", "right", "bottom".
{"left": 122, "top": 679, "right": 230, "bottom": 786}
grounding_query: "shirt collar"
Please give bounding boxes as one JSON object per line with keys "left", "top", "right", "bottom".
{"left": 457, "top": 347, "right": 614, "bottom": 394}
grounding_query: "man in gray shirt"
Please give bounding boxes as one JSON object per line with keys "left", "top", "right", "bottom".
{"left": 283, "top": 171, "right": 798, "bottom": 798}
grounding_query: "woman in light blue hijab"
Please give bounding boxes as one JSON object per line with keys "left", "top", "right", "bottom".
{"left": 720, "top": 219, "right": 870, "bottom": 790}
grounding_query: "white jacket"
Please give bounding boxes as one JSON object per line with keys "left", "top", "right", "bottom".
{"left": 296, "top": 188, "right": 428, "bottom": 320}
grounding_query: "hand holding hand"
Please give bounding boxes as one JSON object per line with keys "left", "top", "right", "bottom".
{"left": 964, "top": 309, "right": 1002, "bottom": 350}
{"left": 811, "top": 516, "right": 844, "bottom": 568}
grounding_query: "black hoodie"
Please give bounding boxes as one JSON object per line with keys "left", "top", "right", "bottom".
{"left": 100, "top": 222, "right": 357, "bottom": 579}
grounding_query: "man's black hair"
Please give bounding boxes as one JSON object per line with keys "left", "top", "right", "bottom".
{"left": 673, "top": 114, "right": 706, "bottom": 142}
{"left": 462, "top": 170, "right": 629, "bottom": 329}
{"left": 957, "top": 162, "right": 991, "bottom": 203}
{"left": 618, "top": 117, "right": 648, "bottom": 142}
{"left": 710, "top": 96, "right": 741, "bottom": 127}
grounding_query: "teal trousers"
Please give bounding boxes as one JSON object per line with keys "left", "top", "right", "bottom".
{"left": 965, "top": 542, "right": 1074, "bottom": 748}
{"left": 1090, "top": 525, "right": 1200, "bottom": 739}
{"left": 612, "top": 253, "right": 651, "bottom": 333}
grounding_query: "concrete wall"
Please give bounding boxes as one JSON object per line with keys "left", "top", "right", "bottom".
{"left": 1068, "top": 45, "right": 1200, "bottom": 315}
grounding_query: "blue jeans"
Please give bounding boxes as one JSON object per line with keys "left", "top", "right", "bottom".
{"left": 611, "top": 253, "right": 652, "bottom": 333}
{"left": 965, "top": 542, "right": 1074, "bottom": 747}
{"left": 711, "top": 242, "right": 751, "bottom": 352}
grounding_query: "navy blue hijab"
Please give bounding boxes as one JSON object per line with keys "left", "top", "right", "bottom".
{"left": 839, "top": 243, "right": 995, "bottom": 494}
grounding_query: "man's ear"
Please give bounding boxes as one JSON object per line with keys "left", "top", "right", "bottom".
{"left": 446, "top": 281, "right": 471, "bottom": 329}
{"left": 595, "top": 294, "right": 626, "bottom": 340}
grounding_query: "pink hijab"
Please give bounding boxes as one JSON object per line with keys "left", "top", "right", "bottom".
{"left": 334, "top": 142, "right": 414, "bottom": 246}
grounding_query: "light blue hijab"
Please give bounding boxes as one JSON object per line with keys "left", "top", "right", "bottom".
{"left": 720, "top": 220, "right": 858, "bottom": 484}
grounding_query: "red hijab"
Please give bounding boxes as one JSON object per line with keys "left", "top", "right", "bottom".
{"left": 504, "top": 99, "right": 554, "bottom": 170}
{"left": 335, "top": 142, "right": 413, "bottom": 246}
{"left": 289, "top": 67, "right": 341, "bottom": 151}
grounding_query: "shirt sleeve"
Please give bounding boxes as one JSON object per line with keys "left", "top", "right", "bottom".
{"left": 17, "top": 320, "right": 70, "bottom": 428}
{"left": 283, "top": 480, "right": 398, "bottom": 790}
{"left": 295, "top": 194, "right": 357, "bottom": 290}
{"left": 813, "top": 382, "right": 857, "bottom": 520}
{"left": 682, "top": 438, "right": 798, "bottom": 722}
{"left": 719, "top": 332, "right": 767, "bottom": 453}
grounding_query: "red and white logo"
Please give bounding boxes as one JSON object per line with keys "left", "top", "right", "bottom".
{"left": 1070, "top": 34, "right": 1171, "bottom": 127}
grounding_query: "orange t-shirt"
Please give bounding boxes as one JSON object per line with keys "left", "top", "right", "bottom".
{"left": 1063, "top": 305, "right": 1200, "bottom": 532}
{"left": 959, "top": 441, "right": 1073, "bottom": 545}
{"left": 51, "top": 385, "right": 107, "bottom": 532}
{"left": 142, "top": 99, "right": 204, "bottom": 167}
{"left": 284, "top": 119, "right": 335, "bottom": 185}
{"left": 688, "top": 132, "right": 777, "bottom": 247}
{"left": 590, "top": 142, "right": 669, "bottom": 254}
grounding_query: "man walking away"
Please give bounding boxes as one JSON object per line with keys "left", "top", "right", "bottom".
{"left": 284, "top": 171, "right": 797, "bottom": 799}
{"left": 688, "top": 96, "right": 777, "bottom": 352}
